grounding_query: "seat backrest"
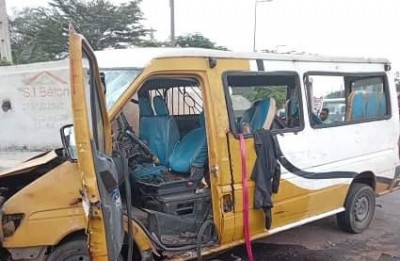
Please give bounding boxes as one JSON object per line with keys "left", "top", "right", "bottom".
{"left": 139, "top": 96, "right": 180, "bottom": 166}
{"left": 285, "top": 98, "right": 299, "bottom": 127}
{"left": 350, "top": 91, "right": 366, "bottom": 120}
{"left": 378, "top": 92, "right": 387, "bottom": 117}
{"left": 153, "top": 95, "right": 170, "bottom": 116}
{"left": 168, "top": 113, "right": 208, "bottom": 173}
{"left": 311, "top": 112, "right": 323, "bottom": 125}
{"left": 366, "top": 92, "right": 379, "bottom": 118}
{"left": 139, "top": 97, "right": 154, "bottom": 117}
{"left": 139, "top": 96, "right": 154, "bottom": 141}
{"left": 240, "top": 98, "right": 276, "bottom": 132}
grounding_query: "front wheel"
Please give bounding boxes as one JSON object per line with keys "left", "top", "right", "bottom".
{"left": 337, "top": 183, "right": 376, "bottom": 234}
{"left": 46, "top": 238, "right": 90, "bottom": 261}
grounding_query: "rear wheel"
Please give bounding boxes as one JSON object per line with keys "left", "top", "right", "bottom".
{"left": 337, "top": 183, "right": 375, "bottom": 233}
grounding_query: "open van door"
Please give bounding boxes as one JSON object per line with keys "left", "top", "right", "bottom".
{"left": 69, "top": 28, "right": 124, "bottom": 260}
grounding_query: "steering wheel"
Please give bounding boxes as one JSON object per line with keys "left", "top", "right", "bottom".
{"left": 116, "top": 113, "right": 160, "bottom": 164}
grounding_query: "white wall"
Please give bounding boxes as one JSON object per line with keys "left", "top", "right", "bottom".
{"left": 0, "top": 60, "right": 72, "bottom": 150}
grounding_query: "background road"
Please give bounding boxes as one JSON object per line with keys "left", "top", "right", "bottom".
{"left": 214, "top": 191, "right": 400, "bottom": 261}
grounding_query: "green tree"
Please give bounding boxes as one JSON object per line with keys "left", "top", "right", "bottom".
{"left": 244, "top": 86, "right": 287, "bottom": 109}
{"left": 175, "top": 33, "right": 228, "bottom": 50}
{"left": 0, "top": 59, "right": 12, "bottom": 66}
{"left": 11, "top": 0, "right": 150, "bottom": 64}
{"left": 326, "top": 90, "right": 345, "bottom": 99}
{"left": 11, "top": 7, "right": 67, "bottom": 64}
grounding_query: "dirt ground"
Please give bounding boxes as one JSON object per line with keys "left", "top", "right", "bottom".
{"left": 213, "top": 191, "right": 400, "bottom": 261}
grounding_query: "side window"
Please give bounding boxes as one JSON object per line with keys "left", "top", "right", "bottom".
{"left": 143, "top": 78, "right": 203, "bottom": 116}
{"left": 307, "top": 74, "right": 389, "bottom": 127}
{"left": 155, "top": 86, "right": 203, "bottom": 116}
{"left": 135, "top": 77, "right": 204, "bottom": 137}
{"left": 307, "top": 75, "right": 346, "bottom": 125}
{"left": 225, "top": 73, "right": 303, "bottom": 134}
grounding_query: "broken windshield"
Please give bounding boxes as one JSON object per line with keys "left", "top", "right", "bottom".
{"left": 103, "top": 68, "right": 141, "bottom": 109}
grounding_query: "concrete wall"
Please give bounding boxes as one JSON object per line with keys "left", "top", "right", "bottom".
{"left": 0, "top": 60, "right": 72, "bottom": 150}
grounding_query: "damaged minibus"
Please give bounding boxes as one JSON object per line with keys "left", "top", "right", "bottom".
{"left": 1, "top": 29, "right": 400, "bottom": 260}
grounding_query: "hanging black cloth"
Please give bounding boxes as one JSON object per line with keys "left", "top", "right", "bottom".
{"left": 251, "top": 129, "right": 281, "bottom": 229}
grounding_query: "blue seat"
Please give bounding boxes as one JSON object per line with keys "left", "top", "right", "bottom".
{"left": 285, "top": 98, "right": 300, "bottom": 127}
{"left": 311, "top": 112, "right": 323, "bottom": 125}
{"left": 366, "top": 92, "right": 379, "bottom": 118}
{"left": 240, "top": 98, "right": 276, "bottom": 132}
{"left": 351, "top": 92, "right": 366, "bottom": 120}
{"left": 139, "top": 96, "right": 180, "bottom": 166}
{"left": 139, "top": 96, "right": 154, "bottom": 142}
{"left": 378, "top": 93, "right": 387, "bottom": 117}
{"left": 168, "top": 113, "right": 208, "bottom": 173}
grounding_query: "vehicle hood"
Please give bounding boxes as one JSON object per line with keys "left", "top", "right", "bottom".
{"left": 0, "top": 150, "right": 59, "bottom": 179}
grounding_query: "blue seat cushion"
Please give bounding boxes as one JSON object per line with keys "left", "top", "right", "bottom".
{"left": 169, "top": 128, "right": 207, "bottom": 173}
{"left": 130, "top": 163, "right": 168, "bottom": 182}
{"left": 140, "top": 116, "right": 180, "bottom": 166}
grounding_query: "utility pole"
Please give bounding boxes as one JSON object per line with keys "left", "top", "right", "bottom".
{"left": 0, "top": 0, "right": 12, "bottom": 63}
{"left": 170, "top": 0, "right": 175, "bottom": 47}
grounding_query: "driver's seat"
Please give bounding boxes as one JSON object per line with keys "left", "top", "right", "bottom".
{"left": 139, "top": 96, "right": 180, "bottom": 166}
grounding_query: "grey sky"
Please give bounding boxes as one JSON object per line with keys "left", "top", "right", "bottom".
{"left": 6, "top": 0, "right": 400, "bottom": 70}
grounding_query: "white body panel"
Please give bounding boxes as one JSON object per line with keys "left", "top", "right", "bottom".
{"left": 252, "top": 59, "right": 400, "bottom": 191}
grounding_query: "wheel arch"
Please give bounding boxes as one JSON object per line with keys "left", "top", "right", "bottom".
{"left": 351, "top": 171, "right": 376, "bottom": 192}
{"left": 54, "top": 229, "right": 86, "bottom": 246}
{"left": 49, "top": 229, "right": 146, "bottom": 261}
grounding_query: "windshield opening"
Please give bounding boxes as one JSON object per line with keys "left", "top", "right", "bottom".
{"left": 103, "top": 68, "right": 141, "bottom": 109}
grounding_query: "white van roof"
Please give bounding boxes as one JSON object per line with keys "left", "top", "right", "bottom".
{"left": 94, "top": 47, "right": 390, "bottom": 69}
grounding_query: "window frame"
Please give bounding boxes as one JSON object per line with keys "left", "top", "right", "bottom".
{"left": 82, "top": 47, "right": 107, "bottom": 154}
{"left": 304, "top": 71, "right": 392, "bottom": 129}
{"left": 222, "top": 70, "right": 305, "bottom": 139}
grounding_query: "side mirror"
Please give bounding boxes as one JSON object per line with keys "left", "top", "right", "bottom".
{"left": 60, "top": 124, "right": 77, "bottom": 161}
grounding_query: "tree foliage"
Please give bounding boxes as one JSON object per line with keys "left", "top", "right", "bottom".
{"left": 244, "top": 86, "right": 287, "bottom": 109}
{"left": 0, "top": 59, "right": 12, "bottom": 66}
{"left": 175, "top": 33, "right": 228, "bottom": 50}
{"left": 326, "top": 90, "right": 345, "bottom": 99}
{"left": 10, "top": 1, "right": 228, "bottom": 64}
{"left": 11, "top": 0, "right": 149, "bottom": 64}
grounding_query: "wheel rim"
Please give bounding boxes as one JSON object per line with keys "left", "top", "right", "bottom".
{"left": 354, "top": 195, "right": 370, "bottom": 222}
{"left": 63, "top": 251, "right": 90, "bottom": 261}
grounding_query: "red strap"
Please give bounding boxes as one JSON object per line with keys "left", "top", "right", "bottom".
{"left": 239, "top": 134, "right": 255, "bottom": 261}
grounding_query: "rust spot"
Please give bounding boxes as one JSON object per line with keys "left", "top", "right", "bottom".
{"left": 69, "top": 197, "right": 82, "bottom": 206}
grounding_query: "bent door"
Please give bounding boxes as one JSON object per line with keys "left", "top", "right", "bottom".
{"left": 69, "top": 29, "right": 124, "bottom": 260}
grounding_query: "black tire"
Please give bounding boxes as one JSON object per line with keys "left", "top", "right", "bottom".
{"left": 337, "top": 183, "right": 376, "bottom": 234}
{"left": 46, "top": 238, "right": 90, "bottom": 261}
{"left": 47, "top": 236, "right": 126, "bottom": 261}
